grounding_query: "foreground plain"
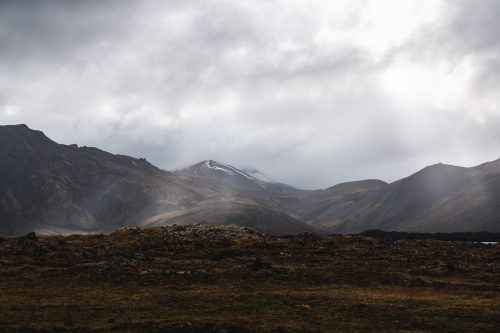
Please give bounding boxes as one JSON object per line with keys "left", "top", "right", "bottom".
{"left": 0, "top": 224, "right": 499, "bottom": 332}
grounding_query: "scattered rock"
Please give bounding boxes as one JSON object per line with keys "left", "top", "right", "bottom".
{"left": 21, "top": 231, "right": 38, "bottom": 242}
{"left": 118, "top": 225, "right": 141, "bottom": 233}
{"left": 445, "top": 261, "right": 456, "bottom": 273}
{"left": 134, "top": 252, "right": 146, "bottom": 260}
{"left": 104, "top": 256, "right": 130, "bottom": 270}
{"left": 82, "top": 247, "right": 98, "bottom": 259}
{"left": 154, "top": 223, "right": 267, "bottom": 243}
{"left": 249, "top": 257, "right": 272, "bottom": 271}
{"left": 0, "top": 223, "right": 498, "bottom": 332}
{"left": 31, "top": 245, "right": 47, "bottom": 256}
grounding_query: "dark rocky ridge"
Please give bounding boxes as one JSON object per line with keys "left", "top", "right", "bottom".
{"left": 0, "top": 124, "right": 168, "bottom": 234}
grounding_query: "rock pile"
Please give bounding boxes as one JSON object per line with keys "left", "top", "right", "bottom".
{"left": 151, "top": 223, "right": 267, "bottom": 243}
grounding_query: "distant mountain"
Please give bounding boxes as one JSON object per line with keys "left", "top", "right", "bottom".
{"left": 0, "top": 124, "right": 499, "bottom": 235}
{"left": 287, "top": 163, "right": 500, "bottom": 233}
{"left": 175, "top": 160, "right": 297, "bottom": 193}
{"left": 176, "top": 160, "right": 262, "bottom": 189}
{"left": 0, "top": 125, "right": 314, "bottom": 235}
{"left": 285, "top": 179, "right": 388, "bottom": 230}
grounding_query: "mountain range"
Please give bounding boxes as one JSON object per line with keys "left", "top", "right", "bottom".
{"left": 0, "top": 124, "right": 499, "bottom": 235}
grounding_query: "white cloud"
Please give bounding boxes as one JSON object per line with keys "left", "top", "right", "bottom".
{"left": 0, "top": 0, "right": 499, "bottom": 189}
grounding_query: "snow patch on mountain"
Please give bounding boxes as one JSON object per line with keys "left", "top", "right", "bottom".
{"left": 204, "top": 160, "right": 235, "bottom": 175}
{"left": 203, "top": 160, "right": 255, "bottom": 180}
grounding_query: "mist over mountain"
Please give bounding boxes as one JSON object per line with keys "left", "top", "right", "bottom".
{"left": 0, "top": 125, "right": 313, "bottom": 235}
{"left": 288, "top": 163, "right": 500, "bottom": 233}
{"left": 0, "top": 124, "right": 499, "bottom": 235}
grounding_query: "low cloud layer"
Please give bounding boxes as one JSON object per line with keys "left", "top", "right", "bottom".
{"left": 1, "top": 0, "right": 500, "bottom": 189}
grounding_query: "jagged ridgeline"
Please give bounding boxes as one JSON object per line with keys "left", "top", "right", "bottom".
{"left": 1, "top": 124, "right": 500, "bottom": 235}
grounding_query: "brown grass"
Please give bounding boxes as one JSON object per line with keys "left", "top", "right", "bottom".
{"left": 0, "top": 225, "right": 498, "bottom": 332}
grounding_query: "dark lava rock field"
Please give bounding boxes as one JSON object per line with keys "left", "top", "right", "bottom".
{"left": 0, "top": 223, "right": 499, "bottom": 332}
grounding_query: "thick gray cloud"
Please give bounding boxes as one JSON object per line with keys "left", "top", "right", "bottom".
{"left": 1, "top": 0, "right": 499, "bottom": 189}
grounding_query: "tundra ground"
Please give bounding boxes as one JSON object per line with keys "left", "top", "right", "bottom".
{"left": 0, "top": 224, "right": 498, "bottom": 332}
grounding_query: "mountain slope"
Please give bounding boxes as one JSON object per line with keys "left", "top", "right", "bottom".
{"left": 0, "top": 124, "right": 185, "bottom": 234}
{"left": 286, "top": 179, "right": 388, "bottom": 230}
{"left": 1, "top": 124, "right": 499, "bottom": 235}
{"left": 289, "top": 163, "right": 500, "bottom": 233}
{"left": 0, "top": 125, "right": 314, "bottom": 235}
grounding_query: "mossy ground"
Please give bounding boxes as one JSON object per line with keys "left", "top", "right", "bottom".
{"left": 0, "top": 224, "right": 498, "bottom": 332}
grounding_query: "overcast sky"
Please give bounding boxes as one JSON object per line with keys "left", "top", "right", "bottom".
{"left": 1, "top": 0, "right": 500, "bottom": 189}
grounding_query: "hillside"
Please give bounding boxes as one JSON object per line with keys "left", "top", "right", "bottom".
{"left": 0, "top": 125, "right": 314, "bottom": 235}
{"left": 288, "top": 163, "right": 500, "bottom": 233}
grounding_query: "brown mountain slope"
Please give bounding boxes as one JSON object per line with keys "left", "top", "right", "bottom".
{"left": 289, "top": 163, "right": 500, "bottom": 233}
{"left": 285, "top": 179, "right": 388, "bottom": 230}
{"left": 0, "top": 125, "right": 314, "bottom": 235}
